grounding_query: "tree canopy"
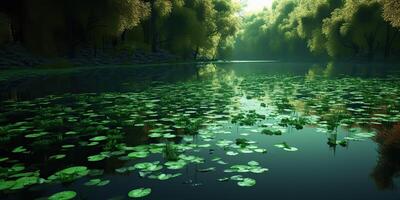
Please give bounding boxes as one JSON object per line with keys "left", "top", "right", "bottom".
{"left": 0, "top": 0, "right": 399, "bottom": 61}
{"left": 233, "top": 0, "right": 400, "bottom": 61}
{"left": 0, "top": 0, "right": 240, "bottom": 59}
{"left": 382, "top": 0, "right": 400, "bottom": 28}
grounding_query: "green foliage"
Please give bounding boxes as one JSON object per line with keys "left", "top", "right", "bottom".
{"left": 382, "top": 0, "right": 400, "bottom": 28}
{"left": 0, "top": 0, "right": 239, "bottom": 60}
{"left": 261, "top": 129, "right": 282, "bottom": 135}
{"left": 233, "top": 0, "right": 400, "bottom": 61}
{"left": 0, "top": 0, "right": 151, "bottom": 55}
{"left": 235, "top": 138, "right": 250, "bottom": 148}
{"left": 164, "top": 143, "right": 179, "bottom": 161}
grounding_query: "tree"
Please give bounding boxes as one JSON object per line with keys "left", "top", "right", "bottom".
{"left": 0, "top": 13, "right": 10, "bottom": 44}
{"left": 0, "top": 0, "right": 151, "bottom": 55}
{"left": 292, "top": 0, "right": 343, "bottom": 55}
{"left": 382, "top": 0, "right": 400, "bottom": 28}
{"left": 322, "top": 0, "right": 396, "bottom": 60}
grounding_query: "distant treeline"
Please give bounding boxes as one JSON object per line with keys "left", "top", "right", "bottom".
{"left": 233, "top": 0, "right": 400, "bottom": 61}
{"left": 0, "top": 0, "right": 239, "bottom": 60}
{"left": 0, "top": 0, "right": 399, "bottom": 62}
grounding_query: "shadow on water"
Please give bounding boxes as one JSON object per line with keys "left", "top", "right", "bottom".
{"left": 371, "top": 123, "right": 400, "bottom": 190}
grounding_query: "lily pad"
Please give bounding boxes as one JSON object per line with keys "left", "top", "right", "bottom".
{"left": 128, "top": 188, "right": 151, "bottom": 198}
{"left": 237, "top": 178, "right": 256, "bottom": 187}
{"left": 128, "top": 151, "right": 149, "bottom": 159}
{"left": 88, "top": 154, "right": 107, "bottom": 162}
{"left": 90, "top": 136, "right": 108, "bottom": 141}
{"left": 48, "top": 191, "right": 77, "bottom": 200}
{"left": 226, "top": 151, "right": 238, "bottom": 156}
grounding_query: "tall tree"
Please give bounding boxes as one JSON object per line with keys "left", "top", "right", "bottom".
{"left": 382, "top": 0, "right": 400, "bottom": 28}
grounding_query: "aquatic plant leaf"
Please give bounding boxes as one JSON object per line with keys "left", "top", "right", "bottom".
{"left": 247, "top": 161, "right": 259, "bottom": 166}
{"left": 149, "top": 133, "right": 162, "bottom": 138}
{"left": 163, "top": 133, "right": 176, "bottom": 138}
{"left": 164, "top": 160, "right": 186, "bottom": 170}
{"left": 0, "top": 180, "right": 15, "bottom": 190}
{"left": 90, "top": 136, "right": 108, "bottom": 141}
{"left": 84, "top": 179, "right": 101, "bottom": 186}
{"left": 128, "top": 188, "right": 151, "bottom": 198}
{"left": 61, "top": 144, "right": 75, "bottom": 149}
{"left": 355, "top": 132, "right": 375, "bottom": 138}
{"left": 250, "top": 168, "right": 269, "bottom": 173}
{"left": 48, "top": 191, "right": 77, "bottom": 200}
{"left": 254, "top": 148, "right": 267, "bottom": 153}
{"left": 50, "top": 154, "right": 66, "bottom": 160}
{"left": 134, "top": 162, "right": 153, "bottom": 170}
{"left": 128, "top": 152, "right": 149, "bottom": 158}
{"left": 48, "top": 166, "right": 89, "bottom": 182}
{"left": 283, "top": 147, "right": 298, "bottom": 152}
{"left": 98, "top": 180, "right": 110, "bottom": 186}
{"left": 230, "top": 175, "right": 244, "bottom": 181}
{"left": 237, "top": 178, "right": 256, "bottom": 187}
{"left": 226, "top": 151, "right": 238, "bottom": 156}
{"left": 0, "top": 157, "right": 9, "bottom": 162}
{"left": 25, "top": 132, "right": 48, "bottom": 138}
{"left": 12, "top": 146, "right": 27, "bottom": 153}
{"left": 218, "top": 177, "right": 229, "bottom": 182}
{"left": 88, "top": 154, "right": 107, "bottom": 162}
{"left": 197, "top": 167, "right": 216, "bottom": 172}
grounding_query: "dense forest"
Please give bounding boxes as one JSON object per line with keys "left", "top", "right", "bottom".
{"left": 234, "top": 0, "right": 400, "bottom": 61}
{"left": 0, "top": 0, "right": 399, "bottom": 63}
{"left": 0, "top": 0, "right": 240, "bottom": 61}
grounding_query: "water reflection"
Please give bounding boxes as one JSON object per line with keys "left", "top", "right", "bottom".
{"left": 0, "top": 62, "right": 400, "bottom": 199}
{"left": 372, "top": 123, "right": 400, "bottom": 190}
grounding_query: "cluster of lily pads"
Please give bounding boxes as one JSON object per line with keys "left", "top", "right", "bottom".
{"left": 0, "top": 71, "right": 399, "bottom": 199}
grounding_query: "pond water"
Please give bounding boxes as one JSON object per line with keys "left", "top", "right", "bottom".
{"left": 0, "top": 62, "right": 400, "bottom": 200}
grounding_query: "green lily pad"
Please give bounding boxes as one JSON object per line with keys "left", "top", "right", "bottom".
{"left": 128, "top": 151, "right": 149, "bottom": 158}
{"left": 25, "top": 132, "right": 48, "bottom": 138}
{"left": 226, "top": 151, "right": 238, "bottom": 156}
{"left": 50, "top": 154, "right": 66, "bottom": 160}
{"left": 12, "top": 146, "right": 27, "bottom": 153}
{"left": 128, "top": 188, "right": 151, "bottom": 198}
{"left": 149, "top": 133, "right": 162, "bottom": 138}
{"left": 0, "top": 180, "right": 15, "bottom": 190}
{"left": 163, "top": 133, "right": 176, "bottom": 138}
{"left": 237, "top": 178, "right": 256, "bottom": 187}
{"left": 254, "top": 148, "right": 267, "bottom": 153}
{"left": 247, "top": 161, "right": 259, "bottom": 166}
{"left": 197, "top": 167, "right": 215, "bottom": 172}
{"left": 84, "top": 179, "right": 101, "bottom": 186}
{"left": 218, "top": 177, "right": 229, "bottom": 182}
{"left": 88, "top": 154, "right": 107, "bottom": 162}
{"left": 84, "top": 178, "right": 110, "bottom": 186}
{"left": 90, "top": 136, "right": 108, "bottom": 141}
{"left": 61, "top": 144, "right": 75, "bottom": 149}
{"left": 283, "top": 147, "right": 298, "bottom": 152}
{"left": 48, "top": 191, "right": 77, "bottom": 200}
{"left": 164, "top": 160, "right": 186, "bottom": 170}
{"left": 355, "top": 132, "right": 375, "bottom": 138}
{"left": 0, "top": 157, "right": 9, "bottom": 162}
{"left": 275, "top": 142, "right": 298, "bottom": 152}
{"left": 48, "top": 166, "right": 89, "bottom": 182}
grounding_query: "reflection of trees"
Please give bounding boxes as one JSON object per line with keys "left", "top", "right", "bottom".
{"left": 371, "top": 123, "right": 400, "bottom": 190}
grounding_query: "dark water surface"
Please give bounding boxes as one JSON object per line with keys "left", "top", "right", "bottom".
{"left": 0, "top": 62, "right": 400, "bottom": 200}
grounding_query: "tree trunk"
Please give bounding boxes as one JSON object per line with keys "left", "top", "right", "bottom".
{"left": 384, "top": 24, "right": 399, "bottom": 60}
{"left": 121, "top": 29, "right": 127, "bottom": 43}
{"left": 150, "top": 0, "right": 158, "bottom": 52}
{"left": 384, "top": 23, "right": 391, "bottom": 59}
{"left": 193, "top": 46, "right": 199, "bottom": 60}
